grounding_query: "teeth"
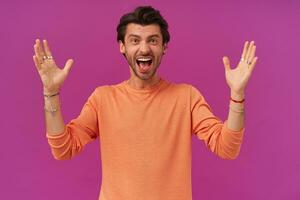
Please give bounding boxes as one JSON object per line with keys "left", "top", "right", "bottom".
{"left": 137, "top": 58, "right": 152, "bottom": 61}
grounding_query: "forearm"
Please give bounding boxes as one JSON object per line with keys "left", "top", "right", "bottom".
{"left": 226, "top": 91, "right": 245, "bottom": 131}
{"left": 44, "top": 93, "right": 66, "bottom": 136}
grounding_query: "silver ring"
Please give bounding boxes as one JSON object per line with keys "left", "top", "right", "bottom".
{"left": 47, "top": 55, "right": 53, "bottom": 60}
{"left": 42, "top": 55, "right": 47, "bottom": 60}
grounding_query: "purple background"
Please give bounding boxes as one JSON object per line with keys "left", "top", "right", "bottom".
{"left": 1, "top": 0, "right": 299, "bottom": 199}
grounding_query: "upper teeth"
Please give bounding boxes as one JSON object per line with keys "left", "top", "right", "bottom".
{"left": 137, "top": 58, "right": 151, "bottom": 61}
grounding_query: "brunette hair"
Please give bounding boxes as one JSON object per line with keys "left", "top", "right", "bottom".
{"left": 117, "top": 6, "right": 170, "bottom": 44}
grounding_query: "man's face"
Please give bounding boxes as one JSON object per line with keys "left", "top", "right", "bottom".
{"left": 119, "top": 23, "right": 167, "bottom": 81}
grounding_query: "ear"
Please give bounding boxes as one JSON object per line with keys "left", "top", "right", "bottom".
{"left": 119, "top": 40, "right": 125, "bottom": 54}
{"left": 163, "top": 43, "right": 168, "bottom": 54}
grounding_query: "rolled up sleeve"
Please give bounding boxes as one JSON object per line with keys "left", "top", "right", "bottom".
{"left": 46, "top": 88, "right": 100, "bottom": 160}
{"left": 190, "top": 85, "right": 244, "bottom": 160}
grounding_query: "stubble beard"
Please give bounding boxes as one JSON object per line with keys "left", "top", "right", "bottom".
{"left": 129, "top": 63, "right": 158, "bottom": 81}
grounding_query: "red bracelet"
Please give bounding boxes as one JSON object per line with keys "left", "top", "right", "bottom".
{"left": 230, "top": 96, "right": 245, "bottom": 103}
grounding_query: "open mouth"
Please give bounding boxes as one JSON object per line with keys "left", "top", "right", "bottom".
{"left": 136, "top": 57, "right": 153, "bottom": 73}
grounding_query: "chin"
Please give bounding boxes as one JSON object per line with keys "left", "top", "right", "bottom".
{"left": 137, "top": 67, "right": 158, "bottom": 80}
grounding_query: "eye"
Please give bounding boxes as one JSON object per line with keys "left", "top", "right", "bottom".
{"left": 131, "top": 38, "right": 139, "bottom": 44}
{"left": 150, "top": 39, "right": 158, "bottom": 44}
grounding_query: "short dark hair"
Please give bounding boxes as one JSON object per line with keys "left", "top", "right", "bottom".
{"left": 117, "top": 6, "right": 170, "bottom": 44}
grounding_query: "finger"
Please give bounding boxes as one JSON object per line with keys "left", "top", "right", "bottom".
{"left": 43, "top": 39, "right": 53, "bottom": 57}
{"left": 245, "top": 41, "right": 255, "bottom": 61}
{"left": 36, "top": 39, "right": 46, "bottom": 59}
{"left": 241, "top": 41, "right": 249, "bottom": 60}
{"left": 63, "top": 59, "right": 74, "bottom": 74}
{"left": 34, "top": 43, "right": 43, "bottom": 64}
{"left": 222, "top": 56, "right": 231, "bottom": 71}
{"left": 248, "top": 57, "right": 258, "bottom": 73}
{"left": 248, "top": 45, "right": 256, "bottom": 62}
{"left": 33, "top": 55, "right": 41, "bottom": 70}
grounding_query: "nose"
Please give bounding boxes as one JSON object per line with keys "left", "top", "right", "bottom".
{"left": 139, "top": 41, "right": 150, "bottom": 54}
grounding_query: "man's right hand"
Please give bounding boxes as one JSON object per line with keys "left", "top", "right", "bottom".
{"left": 33, "top": 39, "right": 74, "bottom": 94}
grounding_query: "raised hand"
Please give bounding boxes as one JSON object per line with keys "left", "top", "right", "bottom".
{"left": 33, "top": 39, "right": 74, "bottom": 94}
{"left": 222, "top": 41, "right": 258, "bottom": 96}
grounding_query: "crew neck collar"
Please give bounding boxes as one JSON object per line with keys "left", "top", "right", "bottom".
{"left": 123, "top": 77, "right": 167, "bottom": 94}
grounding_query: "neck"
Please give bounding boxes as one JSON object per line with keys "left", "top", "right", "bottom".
{"left": 127, "top": 75, "right": 161, "bottom": 90}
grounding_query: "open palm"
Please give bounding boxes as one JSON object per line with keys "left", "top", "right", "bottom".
{"left": 33, "top": 39, "right": 73, "bottom": 94}
{"left": 223, "top": 41, "right": 258, "bottom": 94}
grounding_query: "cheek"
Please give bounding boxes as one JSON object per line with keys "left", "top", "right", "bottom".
{"left": 125, "top": 48, "right": 137, "bottom": 57}
{"left": 154, "top": 51, "right": 164, "bottom": 61}
{"left": 153, "top": 47, "right": 164, "bottom": 56}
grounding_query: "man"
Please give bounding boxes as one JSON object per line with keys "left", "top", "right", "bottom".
{"left": 33, "top": 6, "right": 257, "bottom": 200}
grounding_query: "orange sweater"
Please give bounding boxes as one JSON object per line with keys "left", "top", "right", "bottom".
{"left": 46, "top": 78, "right": 244, "bottom": 200}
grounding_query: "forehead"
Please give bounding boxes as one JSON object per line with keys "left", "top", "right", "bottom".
{"left": 125, "top": 23, "right": 162, "bottom": 38}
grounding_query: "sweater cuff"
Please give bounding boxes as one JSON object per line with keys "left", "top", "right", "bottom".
{"left": 46, "top": 127, "right": 67, "bottom": 139}
{"left": 46, "top": 128, "right": 69, "bottom": 147}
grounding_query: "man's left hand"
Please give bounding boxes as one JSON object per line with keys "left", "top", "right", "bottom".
{"left": 222, "top": 41, "right": 258, "bottom": 96}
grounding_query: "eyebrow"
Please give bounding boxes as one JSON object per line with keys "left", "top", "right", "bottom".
{"left": 127, "top": 34, "right": 161, "bottom": 39}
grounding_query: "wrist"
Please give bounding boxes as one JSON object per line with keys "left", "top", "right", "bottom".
{"left": 44, "top": 91, "right": 60, "bottom": 98}
{"left": 44, "top": 97, "right": 60, "bottom": 112}
{"left": 230, "top": 91, "right": 245, "bottom": 101}
{"left": 43, "top": 86, "right": 60, "bottom": 94}
{"left": 44, "top": 93, "right": 60, "bottom": 112}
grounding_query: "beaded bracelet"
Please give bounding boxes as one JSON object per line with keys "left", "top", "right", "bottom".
{"left": 44, "top": 100, "right": 60, "bottom": 112}
{"left": 44, "top": 91, "right": 60, "bottom": 112}
{"left": 44, "top": 104, "right": 59, "bottom": 112}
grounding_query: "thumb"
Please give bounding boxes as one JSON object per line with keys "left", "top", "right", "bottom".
{"left": 63, "top": 59, "right": 74, "bottom": 74}
{"left": 222, "top": 56, "right": 231, "bottom": 71}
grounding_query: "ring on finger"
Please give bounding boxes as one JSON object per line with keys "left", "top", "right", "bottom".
{"left": 47, "top": 55, "right": 53, "bottom": 59}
